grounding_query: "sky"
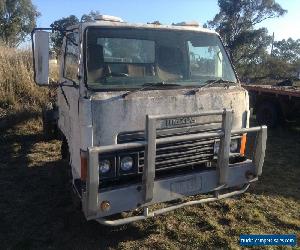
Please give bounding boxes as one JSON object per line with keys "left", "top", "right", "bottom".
{"left": 32, "top": 0, "right": 299, "bottom": 41}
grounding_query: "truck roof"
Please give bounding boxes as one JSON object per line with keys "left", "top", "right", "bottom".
{"left": 73, "top": 19, "right": 217, "bottom": 35}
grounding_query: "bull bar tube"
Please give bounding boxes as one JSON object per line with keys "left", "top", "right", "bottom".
{"left": 83, "top": 109, "right": 267, "bottom": 226}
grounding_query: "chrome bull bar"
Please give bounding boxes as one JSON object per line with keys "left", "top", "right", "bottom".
{"left": 85, "top": 109, "right": 267, "bottom": 225}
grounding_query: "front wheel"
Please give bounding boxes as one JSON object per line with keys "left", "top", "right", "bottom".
{"left": 42, "top": 107, "right": 58, "bottom": 140}
{"left": 61, "top": 138, "right": 82, "bottom": 210}
{"left": 61, "top": 137, "right": 70, "bottom": 161}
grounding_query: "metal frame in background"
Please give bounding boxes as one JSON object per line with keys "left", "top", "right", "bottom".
{"left": 85, "top": 109, "right": 267, "bottom": 226}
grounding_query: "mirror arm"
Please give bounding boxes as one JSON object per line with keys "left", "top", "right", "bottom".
{"left": 58, "top": 82, "right": 70, "bottom": 109}
{"left": 56, "top": 81, "right": 78, "bottom": 88}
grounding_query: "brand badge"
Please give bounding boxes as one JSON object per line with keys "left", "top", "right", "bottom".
{"left": 164, "top": 117, "right": 196, "bottom": 128}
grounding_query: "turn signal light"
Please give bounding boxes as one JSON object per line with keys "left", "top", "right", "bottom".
{"left": 240, "top": 134, "right": 247, "bottom": 156}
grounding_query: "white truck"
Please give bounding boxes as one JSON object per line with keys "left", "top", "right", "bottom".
{"left": 32, "top": 15, "right": 267, "bottom": 226}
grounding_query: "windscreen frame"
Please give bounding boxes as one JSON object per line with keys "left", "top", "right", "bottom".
{"left": 83, "top": 26, "right": 239, "bottom": 91}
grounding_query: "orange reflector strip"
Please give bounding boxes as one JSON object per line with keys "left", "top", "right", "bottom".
{"left": 80, "top": 151, "right": 88, "bottom": 181}
{"left": 240, "top": 134, "right": 247, "bottom": 156}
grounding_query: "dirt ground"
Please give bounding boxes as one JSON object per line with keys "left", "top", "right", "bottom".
{"left": 0, "top": 112, "right": 299, "bottom": 250}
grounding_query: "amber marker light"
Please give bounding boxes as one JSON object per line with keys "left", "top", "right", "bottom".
{"left": 240, "top": 134, "right": 247, "bottom": 156}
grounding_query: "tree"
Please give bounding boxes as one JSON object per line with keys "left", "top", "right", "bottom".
{"left": 0, "top": 0, "right": 40, "bottom": 47}
{"left": 208, "top": 0, "right": 287, "bottom": 73}
{"left": 81, "top": 10, "right": 100, "bottom": 22}
{"left": 50, "top": 11, "right": 100, "bottom": 55}
{"left": 264, "top": 38, "right": 300, "bottom": 79}
{"left": 50, "top": 15, "right": 79, "bottom": 55}
{"left": 272, "top": 38, "right": 300, "bottom": 64}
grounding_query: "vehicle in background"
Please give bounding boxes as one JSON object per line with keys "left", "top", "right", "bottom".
{"left": 31, "top": 15, "right": 267, "bottom": 226}
{"left": 243, "top": 80, "right": 300, "bottom": 128}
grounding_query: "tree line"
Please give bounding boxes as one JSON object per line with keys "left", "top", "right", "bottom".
{"left": 208, "top": 0, "right": 300, "bottom": 81}
{"left": 0, "top": 0, "right": 299, "bottom": 81}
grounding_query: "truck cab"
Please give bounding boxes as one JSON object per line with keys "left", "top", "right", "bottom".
{"left": 32, "top": 15, "right": 267, "bottom": 226}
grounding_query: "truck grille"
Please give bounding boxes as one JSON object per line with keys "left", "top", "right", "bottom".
{"left": 118, "top": 123, "right": 221, "bottom": 172}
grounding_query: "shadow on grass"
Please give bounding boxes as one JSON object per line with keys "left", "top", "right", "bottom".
{"left": 0, "top": 115, "right": 154, "bottom": 250}
{"left": 0, "top": 109, "right": 40, "bottom": 133}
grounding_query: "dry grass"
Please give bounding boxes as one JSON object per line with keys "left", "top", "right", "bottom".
{"left": 0, "top": 45, "right": 50, "bottom": 112}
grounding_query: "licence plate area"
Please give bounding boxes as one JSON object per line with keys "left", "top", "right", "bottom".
{"left": 94, "top": 161, "right": 254, "bottom": 218}
{"left": 170, "top": 176, "right": 202, "bottom": 197}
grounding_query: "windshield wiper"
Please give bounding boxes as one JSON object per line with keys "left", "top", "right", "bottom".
{"left": 142, "top": 81, "right": 183, "bottom": 87}
{"left": 190, "top": 78, "right": 236, "bottom": 94}
{"left": 142, "top": 81, "right": 165, "bottom": 87}
{"left": 122, "top": 81, "right": 181, "bottom": 98}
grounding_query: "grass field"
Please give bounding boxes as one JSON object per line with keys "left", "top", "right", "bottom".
{"left": 0, "top": 113, "right": 299, "bottom": 250}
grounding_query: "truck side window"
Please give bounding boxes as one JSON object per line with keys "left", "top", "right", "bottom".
{"left": 64, "top": 32, "right": 79, "bottom": 84}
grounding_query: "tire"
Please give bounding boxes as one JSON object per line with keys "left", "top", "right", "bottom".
{"left": 60, "top": 139, "right": 82, "bottom": 210}
{"left": 42, "top": 110, "right": 52, "bottom": 139}
{"left": 42, "top": 109, "right": 58, "bottom": 140}
{"left": 61, "top": 137, "right": 70, "bottom": 161}
{"left": 256, "top": 102, "right": 278, "bottom": 128}
{"left": 71, "top": 179, "right": 82, "bottom": 210}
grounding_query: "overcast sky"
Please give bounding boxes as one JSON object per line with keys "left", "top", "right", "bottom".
{"left": 32, "top": 0, "right": 299, "bottom": 41}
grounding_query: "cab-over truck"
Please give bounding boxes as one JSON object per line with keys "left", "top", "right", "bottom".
{"left": 32, "top": 15, "right": 267, "bottom": 226}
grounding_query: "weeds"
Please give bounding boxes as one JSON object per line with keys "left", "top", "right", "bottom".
{"left": 0, "top": 45, "right": 53, "bottom": 112}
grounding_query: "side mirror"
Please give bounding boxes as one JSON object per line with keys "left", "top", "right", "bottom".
{"left": 32, "top": 30, "right": 50, "bottom": 85}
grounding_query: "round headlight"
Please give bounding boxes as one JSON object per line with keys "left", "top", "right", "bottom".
{"left": 120, "top": 156, "right": 134, "bottom": 171}
{"left": 230, "top": 139, "right": 239, "bottom": 152}
{"left": 214, "top": 141, "right": 220, "bottom": 155}
{"left": 99, "top": 160, "right": 111, "bottom": 174}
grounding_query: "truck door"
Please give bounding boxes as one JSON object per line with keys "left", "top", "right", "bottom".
{"left": 57, "top": 31, "right": 81, "bottom": 178}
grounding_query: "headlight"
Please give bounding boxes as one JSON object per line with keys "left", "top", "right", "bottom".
{"left": 120, "top": 156, "right": 134, "bottom": 171}
{"left": 214, "top": 141, "right": 220, "bottom": 155}
{"left": 214, "top": 139, "right": 239, "bottom": 155}
{"left": 230, "top": 139, "right": 239, "bottom": 153}
{"left": 99, "top": 159, "right": 111, "bottom": 174}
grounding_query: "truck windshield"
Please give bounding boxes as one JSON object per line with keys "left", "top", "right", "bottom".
{"left": 86, "top": 28, "right": 237, "bottom": 90}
